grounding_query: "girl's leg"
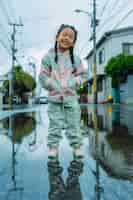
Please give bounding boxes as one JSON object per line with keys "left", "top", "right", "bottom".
{"left": 48, "top": 103, "right": 64, "bottom": 158}
{"left": 64, "top": 100, "right": 83, "bottom": 158}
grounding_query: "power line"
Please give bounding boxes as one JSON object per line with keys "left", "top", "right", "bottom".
{"left": 0, "top": 22, "right": 11, "bottom": 44}
{"left": 97, "top": 0, "right": 131, "bottom": 32}
{"left": 113, "top": 8, "right": 133, "bottom": 30}
{"left": 109, "top": 0, "right": 121, "bottom": 15}
{"left": 99, "top": 0, "right": 122, "bottom": 21}
{"left": 82, "top": 5, "right": 133, "bottom": 53}
{"left": 0, "top": 0, "right": 17, "bottom": 23}
{"left": 100, "top": 0, "right": 111, "bottom": 18}
{"left": 0, "top": 0, "right": 14, "bottom": 47}
{"left": 0, "top": 39, "right": 11, "bottom": 54}
{"left": 6, "top": 1, "right": 17, "bottom": 23}
{"left": 0, "top": 0, "right": 12, "bottom": 23}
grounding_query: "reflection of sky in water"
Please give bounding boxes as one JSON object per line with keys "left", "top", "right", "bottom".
{"left": 0, "top": 105, "right": 133, "bottom": 199}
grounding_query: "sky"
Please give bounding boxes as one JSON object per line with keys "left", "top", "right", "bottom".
{"left": 0, "top": 0, "right": 133, "bottom": 75}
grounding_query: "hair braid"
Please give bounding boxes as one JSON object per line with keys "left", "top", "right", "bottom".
{"left": 54, "top": 41, "right": 58, "bottom": 63}
{"left": 70, "top": 47, "right": 77, "bottom": 73}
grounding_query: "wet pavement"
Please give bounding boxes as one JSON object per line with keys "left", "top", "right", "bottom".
{"left": 0, "top": 104, "right": 133, "bottom": 200}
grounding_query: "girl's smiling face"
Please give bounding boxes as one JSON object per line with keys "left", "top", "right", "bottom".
{"left": 56, "top": 27, "right": 75, "bottom": 51}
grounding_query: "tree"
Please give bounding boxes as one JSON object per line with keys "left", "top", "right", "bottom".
{"left": 105, "top": 54, "right": 133, "bottom": 87}
{"left": 76, "top": 82, "right": 88, "bottom": 95}
{"left": 3, "top": 65, "right": 36, "bottom": 103}
{"left": 76, "top": 82, "right": 88, "bottom": 104}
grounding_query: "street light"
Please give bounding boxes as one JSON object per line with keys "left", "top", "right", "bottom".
{"left": 74, "top": 9, "right": 92, "bottom": 17}
{"left": 74, "top": 0, "right": 99, "bottom": 104}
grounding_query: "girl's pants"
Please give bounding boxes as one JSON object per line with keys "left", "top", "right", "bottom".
{"left": 47, "top": 100, "right": 82, "bottom": 149}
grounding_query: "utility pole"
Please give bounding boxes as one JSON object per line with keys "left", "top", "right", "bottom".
{"left": 74, "top": 1, "right": 99, "bottom": 103}
{"left": 9, "top": 23, "right": 23, "bottom": 106}
{"left": 92, "top": 0, "right": 98, "bottom": 104}
{"left": 91, "top": 3, "right": 104, "bottom": 198}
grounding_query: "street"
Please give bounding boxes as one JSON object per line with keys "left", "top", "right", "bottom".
{"left": 0, "top": 104, "right": 133, "bottom": 200}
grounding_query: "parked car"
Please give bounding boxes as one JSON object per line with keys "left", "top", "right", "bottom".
{"left": 35, "top": 96, "right": 48, "bottom": 104}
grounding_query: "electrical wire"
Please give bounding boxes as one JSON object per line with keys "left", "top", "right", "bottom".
{"left": 0, "top": 0, "right": 15, "bottom": 48}
{"left": 97, "top": 0, "right": 131, "bottom": 32}
{"left": 0, "top": 0, "right": 17, "bottom": 23}
{"left": 0, "top": 39, "right": 11, "bottom": 55}
{"left": 78, "top": 1, "right": 133, "bottom": 57}
{"left": 100, "top": 0, "right": 121, "bottom": 19}
{"left": 0, "top": 0, "right": 11, "bottom": 23}
{"left": 109, "top": 0, "right": 121, "bottom": 15}
{"left": 0, "top": 22, "right": 11, "bottom": 44}
{"left": 6, "top": 0, "right": 17, "bottom": 23}
{"left": 100, "top": 0, "right": 111, "bottom": 18}
{"left": 113, "top": 8, "right": 133, "bottom": 30}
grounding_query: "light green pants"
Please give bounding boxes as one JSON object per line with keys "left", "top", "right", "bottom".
{"left": 47, "top": 100, "right": 82, "bottom": 149}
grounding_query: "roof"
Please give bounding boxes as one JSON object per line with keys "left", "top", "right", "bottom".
{"left": 85, "top": 26, "right": 133, "bottom": 59}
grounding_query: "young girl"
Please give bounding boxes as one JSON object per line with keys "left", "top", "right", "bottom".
{"left": 39, "top": 24, "right": 85, "bottom": 159}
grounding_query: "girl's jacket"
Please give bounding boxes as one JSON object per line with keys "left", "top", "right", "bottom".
{"left": 39, "top": 49, "right": 86, "bottom": 103}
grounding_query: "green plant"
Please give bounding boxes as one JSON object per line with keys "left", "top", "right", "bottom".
{"left": 76, "top": 82, "right": 88, "bottom": 95}
{"left": 3, "top": 65, "right": 36, "bottom": 95}
{"left": 105, "top": 54, "right": 133, "bottom": 87}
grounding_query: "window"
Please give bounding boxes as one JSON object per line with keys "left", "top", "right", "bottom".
{"left": 97, "top": 79, "right": 103, "bottom": 92}
{"left": 98, "top": 48, "right": 105, "bottom": 64}
{"left": 122, "top": 43, "right": 133, "bottom": 55}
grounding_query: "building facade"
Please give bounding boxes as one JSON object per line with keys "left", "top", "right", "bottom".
{"left": 86, "top": 27, "right": 133, "bottom": 103}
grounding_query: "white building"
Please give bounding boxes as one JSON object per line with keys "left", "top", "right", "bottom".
{"left": 86, "top": 26, "right": 133, "bottom": 103}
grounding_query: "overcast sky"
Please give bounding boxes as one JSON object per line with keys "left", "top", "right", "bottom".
{"left": 0, "top": 0, "right": 133, "bottom": 75}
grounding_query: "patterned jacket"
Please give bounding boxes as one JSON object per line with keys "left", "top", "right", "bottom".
{"left": 39, "top": 48, "right": 85, "bottom": 103}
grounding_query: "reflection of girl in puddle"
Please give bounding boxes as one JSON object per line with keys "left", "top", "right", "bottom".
{"left": 47, "top": 156, "right": 84, "bottom": 200}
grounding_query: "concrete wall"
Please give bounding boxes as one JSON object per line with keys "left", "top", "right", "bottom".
{"left": 120, "top": 75, "right": 133, "bottom": 104}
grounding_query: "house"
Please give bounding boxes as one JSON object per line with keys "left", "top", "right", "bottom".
{"left": 86, "top": 26, "right": 133, "bottom": 103}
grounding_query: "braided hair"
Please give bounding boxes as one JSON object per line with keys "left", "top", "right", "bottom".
{"left": 54, "top": 24, "right": 78, "bottom": 73}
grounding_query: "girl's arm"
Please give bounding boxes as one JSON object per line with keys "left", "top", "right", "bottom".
{"left": 73, "top": 63, "right": 85, "bottom": 76}
{"left": 73, "top": 61, "right": 87, "bottom": 87}
{"left": 39, "top": 55, "right": 60, "bottom": 91}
